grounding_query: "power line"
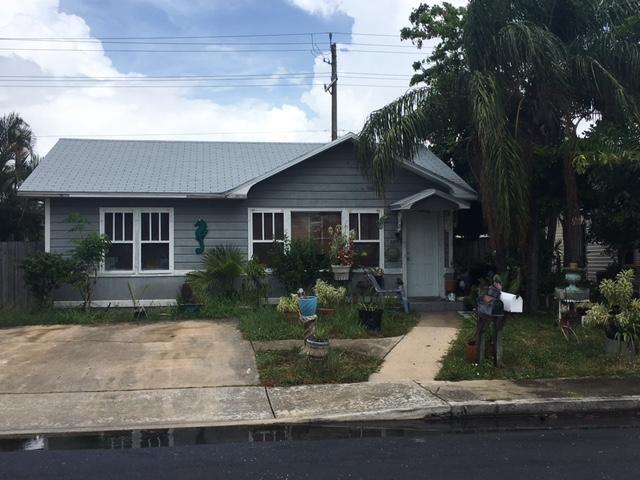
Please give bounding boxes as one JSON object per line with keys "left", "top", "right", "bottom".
{"left": 36, "top": 129, "right": 346, "bottom": 138}
{"left": 0, "top": 47, "right": 425, "bottom": 55}
{"left": 0, "top": 31, "right": 399, "bottom": 40}
{"left": 0, "top": 71, "right": 412, "bottom": 80}
{"left": 0, "top": 83, "right": 413, "bottom": 88}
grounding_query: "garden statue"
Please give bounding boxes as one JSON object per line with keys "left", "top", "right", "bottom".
{"left": 194, "top": 219, "right": 208, "bottom": 255}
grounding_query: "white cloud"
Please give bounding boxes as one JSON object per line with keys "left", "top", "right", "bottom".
{"left": 1, "top": 0, "right": 468, "bottom": 155}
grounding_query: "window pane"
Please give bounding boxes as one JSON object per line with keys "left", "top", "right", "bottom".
{"left": 349, "top": 213, "right": 359, "bottom": 239}
{"left": 274, "top": 213, "right": 284, "bottom": 240}
{"left": 151, "top": 213, "right": 159, "bottom": 241}
{"left": 124, "top": 213, "right": 133, "bottom": 241}
{"left": 160, "top": 213, "right": 169, "bottom": 241}
{"left": 141, "top": 213, "right": 149, "bottom": 241}
{"left": 264, "top": 212, "right": 273, "bottom": 240}
{"left": 354, "top": 242, "right": 380, "bottom": 267}
{"left": 252, "top": 242, "right": 276, "bottom": 267}
{"left": 104, "top": 243, "right": 133, "bottom": 271}
{"left": 360, "top": 213, "right": 379, "bottom": 240}
{"left": 291, "top": 212, "right": 341, "bottom": 253}
{"left": 114, "top": 213, "right": 123, "bottom": 241}
{"left": 252, "top": 213, "right": 262, "bottom": 240}
{"left": 141, "top": 243, "right": 170, "bottom": 270}
{"left": 104, "top": 213, "right": 113, "bottom": 240}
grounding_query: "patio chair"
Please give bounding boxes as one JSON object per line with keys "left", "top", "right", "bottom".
{"left": 365, "top": 272, "right": 410, "bottom": 313}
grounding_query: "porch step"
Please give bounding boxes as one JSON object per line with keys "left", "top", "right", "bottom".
{"left": 409, "top": 300, "right": 463, "bottom": 312}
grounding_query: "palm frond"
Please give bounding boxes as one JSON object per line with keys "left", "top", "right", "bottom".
{"left": 356, "top": 87, "right": 432, "bottom": 194}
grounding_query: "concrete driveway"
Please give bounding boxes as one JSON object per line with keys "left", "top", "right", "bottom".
{"left": 0, "top": 320, "right": 259, "bottom": 393}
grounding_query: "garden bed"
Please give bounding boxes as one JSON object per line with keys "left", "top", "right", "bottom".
{"left": 436, "top": 313, "right": 640, "bottom": 381}
{"left": 255, "top": 348, "right": 381, "bottom": 387}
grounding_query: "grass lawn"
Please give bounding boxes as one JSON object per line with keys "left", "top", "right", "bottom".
{"left": 237, "top": 304, "right": 418, "bottom": 341}
{"left": 0, "top": 301, "right": 418, "bottom": 342}
{"left": 255, "top": 348, "right": 382, "bottom": 387}
{"left": 437, "top": 312, "right": 640, "bottom": 381}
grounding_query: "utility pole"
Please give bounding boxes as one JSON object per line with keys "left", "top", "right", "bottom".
{"left": 324, "top": 33, "right": 338, "bottom": 141}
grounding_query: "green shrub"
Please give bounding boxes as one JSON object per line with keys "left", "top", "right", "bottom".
{"left": 243, "top": 256, "right": 270, "bottom": 305}
{"left": 270, "top": 237, "right": 329, "bottom": 292}
{"left": 21, "top": 252, "right": 73, "bottom": 306}
{"left": 187, "top": 245, "right": 245, "bottom": 299}
{"left": 276, "top": 294, "right": 300, "bottom": 314}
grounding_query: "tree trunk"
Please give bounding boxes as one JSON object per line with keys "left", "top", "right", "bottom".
{"left": 562, "top": 155, "right": 583, "bottom": 267}
{"left": 525, "top": 199, "right": 540, "bottom": 312}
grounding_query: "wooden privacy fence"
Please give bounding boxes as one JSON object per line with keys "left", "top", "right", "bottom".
{"left": 0, "top": 242, "right": 43, "bottom": 307}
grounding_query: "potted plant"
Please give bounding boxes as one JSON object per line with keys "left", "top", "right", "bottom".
{"left": 358, "top": 299, "right": 384, "bottom": 331}
{"left": 177, "top": 282, "right": 203, "bottom": 316}
{"left": 328, "top": 225, "right": 355, "bottom": 281}
{"left": 276, "top": 294, "right": 300, "bottom": 322}
{"left": 305, "top": 323, "right": 330, "bottom": 360}
{"left": 583, "top": 269, "right": 640, "bottom": 358}
{"left": 314, "top": 279, "right": 346, "bottom": 317}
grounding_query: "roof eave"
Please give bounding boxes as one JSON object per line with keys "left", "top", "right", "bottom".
{"left": 17, "top": 191, "right": 229, "bottom": 199}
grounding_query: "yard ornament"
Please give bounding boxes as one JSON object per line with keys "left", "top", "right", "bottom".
{"left": 194, "top": 219, "right": 208, "bottom": 254}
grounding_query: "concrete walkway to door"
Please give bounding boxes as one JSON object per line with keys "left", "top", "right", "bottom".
{"left": 369, "top": 312, "right": 462, "bottom": 383}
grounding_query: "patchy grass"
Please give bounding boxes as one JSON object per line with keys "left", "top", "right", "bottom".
{"left": 436, "top": 312, "right": 640, "bottom": 381}
{"left": 0, "top": 306, "right": 178, "bottom": 328}
{"left": 256, "top": 348, "right": 382, "bottom": 387}
{"left": 239, "top": 304, "right": 418, "bottom": 341}
{"left": 0, "top": 301, "right": 418, "bottom": 342}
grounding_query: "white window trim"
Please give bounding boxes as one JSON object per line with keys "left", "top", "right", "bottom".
{"left": 99, "top": 207, "right": 174, "bottom": 276}
{"left": 247, "top": 208, "right": 384, "bottom": 270}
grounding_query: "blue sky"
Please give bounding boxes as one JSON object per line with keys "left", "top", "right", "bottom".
{"left": 1, "top": 0, "right": 466, "bottom": 154}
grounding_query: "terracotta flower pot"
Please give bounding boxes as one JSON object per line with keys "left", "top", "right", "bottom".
{"left": 466, "top": 341, "right": 478, "bottom": 363}
{"left": 318, "top": 307, "right": 335, "bottom": 317}
{"left": 283, "top": 311, "right": 299, "bottom": 323}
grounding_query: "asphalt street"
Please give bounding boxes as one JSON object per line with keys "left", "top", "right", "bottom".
{"left": 1, "top": 427, "right": 639, "bottom": 479}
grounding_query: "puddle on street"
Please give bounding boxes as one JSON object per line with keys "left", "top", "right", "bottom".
{"left": 1, "top": 411, "right": 639, "bottom": 452}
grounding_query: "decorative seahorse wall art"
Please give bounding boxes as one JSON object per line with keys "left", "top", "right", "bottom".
{"left": 194, "top": 219, "right": 209, "bottom": 254}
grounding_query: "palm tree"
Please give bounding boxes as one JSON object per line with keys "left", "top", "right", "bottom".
{"left": 0, "top": 112, "right": 36, "bottom": 193}
{"left": 357, "top": 0, "right": 640, "bottom": 305}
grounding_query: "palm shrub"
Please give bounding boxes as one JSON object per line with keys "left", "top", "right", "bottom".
{"left": 187, "top": 245, "right": 244, "bottom": 299}
{"left": 584, "top": 269, "right": 640, "bottom": 350}
{"left": 21, "top": 252, "right": 73, "bottom": 306}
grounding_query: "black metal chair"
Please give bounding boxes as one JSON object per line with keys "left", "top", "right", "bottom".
{"left": 365, "top": 272, "right": 410, "bottom": 313}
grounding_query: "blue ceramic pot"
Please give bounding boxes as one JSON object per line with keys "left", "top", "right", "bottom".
{"left": 298, "top": 296, "right": 318, "bottom": 317}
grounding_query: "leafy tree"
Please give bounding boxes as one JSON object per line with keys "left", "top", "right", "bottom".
{"left": 66, "top": 215, "right": 112, "bottom": 310}
{"left": 357, "top": 1, "right": 640, "bottom": 310}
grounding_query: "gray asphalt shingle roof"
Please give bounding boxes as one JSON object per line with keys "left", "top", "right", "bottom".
{"left": 19, "top": 136, "right": 475, "bottom": 198}
{"left": 20, "top": 138, "right": 323, "bottom": 195}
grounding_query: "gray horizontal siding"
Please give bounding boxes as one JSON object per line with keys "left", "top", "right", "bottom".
{"left": 50, "top": 198, "right": 247, "bottom": 272}
{"left": 246, "top": 141, "right": 438, "bottom": 270}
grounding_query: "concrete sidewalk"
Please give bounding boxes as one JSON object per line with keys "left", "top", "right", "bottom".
{"left": 2, "top": 377, "right": 639, "bottom": 436}
{"left": 369, "top": 312, "right": 462, "bottom": 382}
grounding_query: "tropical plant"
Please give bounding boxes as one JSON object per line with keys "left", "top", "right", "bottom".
{"left": 276, "top": 294, "right": 300, "bottom": 314}
{"left": 314, "top": 279, "right": 347, "bottom": 308}
{"left": 327, "top": 225, "right": 355, "bottom": 266}
{"left": 21, "top": 252, "right": 73, "bottom": 306}
{"left": 270, "top": 237, "right": 329, "bottom": 293}
{"left": 243, "top": 256, "right": 270, "bottom": 305}
{"left": 357, "top": 1, "right": 640, "bottom": 311}
{"left": 584, "top": 269, "right": 640, "bottom": 350}
{"left": 0, "top": 112, "right": 42, "bottom": 241}
{"left": 187, "top": 245, "right": 244, "bottom": 299}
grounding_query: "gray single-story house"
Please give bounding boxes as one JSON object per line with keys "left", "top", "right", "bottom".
{"left": 18, "top": 133, "right": 476, "bottom": 307}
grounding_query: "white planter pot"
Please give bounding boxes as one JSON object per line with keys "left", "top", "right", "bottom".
{"left": 331, "top": 265, "right": 351, "bottom": 281}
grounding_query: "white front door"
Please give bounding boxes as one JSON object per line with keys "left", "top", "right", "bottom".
{"left": 405, "top": 211, "right": 440, "bottom": 297}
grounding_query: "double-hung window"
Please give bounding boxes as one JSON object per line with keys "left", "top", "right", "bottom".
{"left": 349, "top": 212, "right": 381, "bottom": 267}
{"left": 101, "top": 208, "right": 173, "bottom": 273}
{"left": 251, "top": 211, "right": 284, "bottom": 265}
